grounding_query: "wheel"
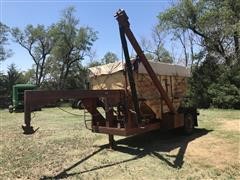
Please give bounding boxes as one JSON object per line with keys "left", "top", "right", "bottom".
{"left": 183, "top": 113, "right": 194, "bottom": 135}
{"left": 9, "top": 105, "right": 13, "bottom": 113}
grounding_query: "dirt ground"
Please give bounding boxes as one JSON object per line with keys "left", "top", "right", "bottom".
{"left": 0, "top": 108, "right": 239, "bottom": 179}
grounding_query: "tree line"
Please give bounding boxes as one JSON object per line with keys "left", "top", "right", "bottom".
{"left": 1, "top": 1, "right": 239, "bottom": 109}
{"left": 156, "top": 0, "right": 239, "bottom": 109}
{"left": 0, "top": 7, "right": 120, "bottom": 96}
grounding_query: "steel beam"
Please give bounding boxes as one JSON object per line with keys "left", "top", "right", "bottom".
{"left": 23, "top": 90, "right": 125, "bottom": 134}
{"left": 119, "top": 26, "right": 141, "bottom": 125}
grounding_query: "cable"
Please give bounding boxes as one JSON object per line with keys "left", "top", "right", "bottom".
{"left": 58, "top": 105, "right": 92, "bottom": 131}
{"left": 57, "top": 106, "right": 84, "bottom": 116}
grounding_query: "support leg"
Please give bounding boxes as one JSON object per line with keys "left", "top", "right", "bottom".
{"left": 22, "top": 91, "right": 34, "bottom": 134}
{"left": 108, "top": 134, "right": 115, "bottom": 149}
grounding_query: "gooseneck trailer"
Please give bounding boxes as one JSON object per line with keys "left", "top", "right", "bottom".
{"left": 22, "top": 10, "right": 198, "bottom": 147}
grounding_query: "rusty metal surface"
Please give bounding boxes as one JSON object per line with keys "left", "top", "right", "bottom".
{"left": 161, "top": 113, "right": 184, "bottom": 129}
{"left": 94, "top": 122, "right": 161, "bottom": 136}
{"left": 23, "top": 90, "right": 126, "bottom": 134}
{"left": 119, "top": 25, "right": 141, "bottom": 125}
{"left": 23, "top": 89, "right": 164, "bottom": 137}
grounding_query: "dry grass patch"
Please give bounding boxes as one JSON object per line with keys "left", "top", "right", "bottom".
{"left": 0, "top": 108, "right": 239, "bottom": 179}
{"left": 219, "top": 119, "right": 240, "bottom": 132}
{"left": 185, "top": 134, "right": 239, "bottom": 169}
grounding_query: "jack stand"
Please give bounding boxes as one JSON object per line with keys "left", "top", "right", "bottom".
{"left": 22, "top": 125, "right": 35, "bottom": 134}
{"left": 108, "top": 134, "right": 115, "bottom": 149}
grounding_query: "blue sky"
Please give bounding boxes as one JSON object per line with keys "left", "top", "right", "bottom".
{"left": 1, "top": 0, "right": 176, "bottom": 73}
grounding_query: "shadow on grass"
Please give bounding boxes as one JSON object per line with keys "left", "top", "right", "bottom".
{"left": 41, "top": 128, "right": 211, "bottom": 179}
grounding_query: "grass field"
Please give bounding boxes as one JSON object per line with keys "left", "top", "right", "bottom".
{"left": 0, "top": 108, "right": 239, "bottom": 179}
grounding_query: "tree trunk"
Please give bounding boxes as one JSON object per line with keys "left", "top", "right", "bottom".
{"left": 234, "top": 31, "right": 239, "bottom": 62}
{"left": 178, "top": 32, "right": 188, "bottom": 67}
{"left": 61, "top": 63, "right": 71, "bottom": 89}
{"left": 189, "top": 33, "right": 194, "bottom": 70}
{"left": 58, "top": 63, "right": 65, "bottom": 90}
{"left": 35, "top": 63, "right": 39, "bottom": 86}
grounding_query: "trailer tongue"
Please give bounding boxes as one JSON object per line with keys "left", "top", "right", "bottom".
{"left": 22, "top": 10, "right": 198, "bottom": 147}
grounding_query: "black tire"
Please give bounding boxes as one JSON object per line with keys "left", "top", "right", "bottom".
{"left": 183, "top": 113, "right": 194, "bottom": 135}
{"left": 9, "top": 105, "right": 13, "bottom": 113}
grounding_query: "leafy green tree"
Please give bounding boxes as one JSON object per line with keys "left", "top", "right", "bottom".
{"left": 158, "top": 0, "right": 240, "bottom": 66}
{"left": 159, "top": 0, "right": 240, "bottom": 109}
{"left": 101, "top": 52, "right": 118, "bottom": 64}
{"left": 64, "top": 63, "right": 88, "bottom": 89}
{"left": 187, "top": 55, "right": 240, "bottom": 109}
{"left": 0, "top": 72, "right": 7, "bottom": 95}
{"left": 11, "top": 24, "right": 53, "bottom": 86}
{"left": 207, "top": 65, "right": 240, "bottom": 109}
{"left": 0, "top": 22, "right": 12, "bottom": 62}
{"left": 3, "top": 64, "right": 26, "bottom": 96}
{"left": 42, "top": 61, "right": 88, "bottom": 90}
{"left": 49, "top": 6, "right": 97, "bottom": 89}
{"left": 155, "top": 45, "right": 173, "bottom": 63}
{"left": 188, "top": 56, "right": 221, "bottom": 108}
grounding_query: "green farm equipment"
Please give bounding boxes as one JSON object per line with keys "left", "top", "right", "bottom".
{"left": 9, "top": 84, "right": 37, "bottom": 113}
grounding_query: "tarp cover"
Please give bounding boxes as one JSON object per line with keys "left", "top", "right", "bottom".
{"left": 89, "top": 61, "right": 190, "bottom": 77}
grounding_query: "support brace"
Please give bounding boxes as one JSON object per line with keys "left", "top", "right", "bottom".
{"left": 115, "top": 9, "right": 176, "bottom": 114}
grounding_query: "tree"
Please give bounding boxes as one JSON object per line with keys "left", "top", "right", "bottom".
{"left": 49, "top": 6, "right": 97, "bottom": 89}
{"left": 188, "top": 56, "right": 222, "bottom": 108}
{"left": 141, "top": 26, "right": 173, "bottom": 63}
{"left": 4, "top": 64, "right": 26, "bottom": 96}
{"left": 6, "top": 64, "right": 21, "bottom": 96}
{"left": 144, "top": 53, "right": 155, "bottom": 61}
{"left": 0, "top": 72, "right": 7, "bottom": 95}
{"left": 0, "top": 22, "right": 12, "bottom": 62}
{"left": 101, "top": 52, "right": 118, "bottom": 64}
{"left": 88, "top": 60, "right": 102, "bottom": 67}
{"left": 172, "top": 30, "right": 193, "bottom": 67}
{"left": 64, "top": 63, "right": 88, "bottom": 90}
{"left": 42, "top": 61, "right": 88, "bottom": 90}
{"left": 22, "top": 68, "right": 35, "bottom": 84}
{"left": 207, "top": 65, "right": 240, "bottom": 109}
{"left": 158, "top": 0, "right": 240, "bottom": 66}
{"left": 12, "top": 24, "right": 53, "bottom": 86}
{"left": 187, "top": 55, "right": 240, "bottom": 109}
{"left": 157, "top": 0, "right": 240, "bottom": 109}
